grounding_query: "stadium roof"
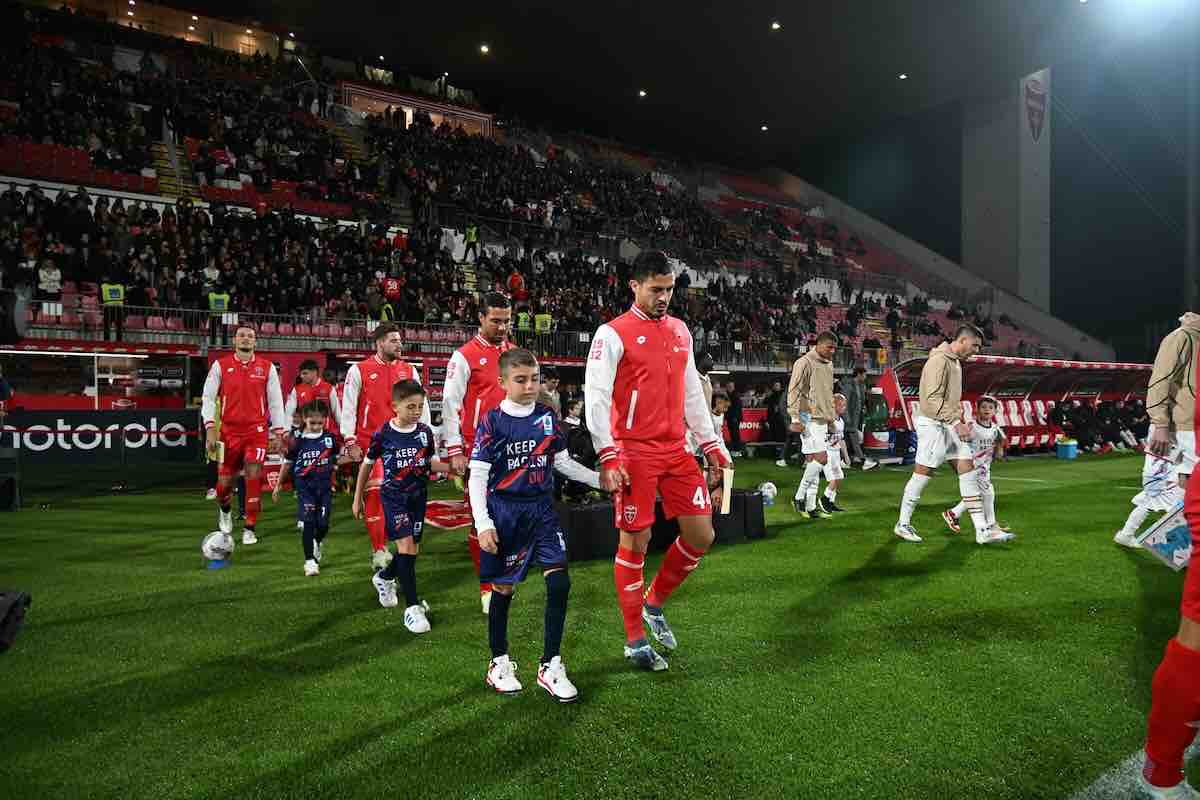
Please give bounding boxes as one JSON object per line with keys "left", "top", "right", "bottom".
{"left": 190, "top": 0, "right": 1192, "bottom": 166}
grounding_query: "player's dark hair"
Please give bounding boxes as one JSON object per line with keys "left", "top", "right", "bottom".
{"left": 542, "top": 365, "right": 559, "bottom": 379}
{"left": 499, "top": 348, "right": 539, "bottom": 376}
{"left": 566, "top": 398, "right": 582, "bottom": 414}
{"left": 298, "top": 359, "right": 319, "bottom": 373}
{"left": 955, "top": 324, "right": 983, "bottom": 341}
{"left": 374, "top": 321, "right": 400, "bottom": 343}
{"left": 300, "top": 399, "right": 327, "bottom": 418}
{"left": 480, "top": 291, "right": 511, "bottom": 312}
{"left": 630, "top": 250, "right": 673, "bottom": 282}
{"left": 816, "top": 331, "right": 838, "bottom": 346}
{"left": 977, "top": 395, "right": 998, "bottom": 409}
{"left": 392, "top": 379, "right": 425, "bottom": 402}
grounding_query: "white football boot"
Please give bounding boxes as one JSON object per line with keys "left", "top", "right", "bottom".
{"left": 403, "top": 603, "right": 430, "bottom": 634}
{"left": 486, "top": 655, "right": 523, "bottom": 694}
{"left": 1114, "top": 529, "right": 1140, "bottom": 549}
{"left": 242, "top": 528, "right": 257, "bottom": 545}
{"left": 205, "top": 488, "right": 217, "bottom": 500}
{"left": 537, "top": 656, "right": 579, "bottom": 703}
{"left": 303, "top": 559, "right": 320, "bottom": 577}
{"left": 977, "top": 527, "right": 1016, "bottom": 545}
{"left": 371, "top": 548, "right": 391, "bottom": 571}
{"left": 218, "top": 506, "right": 233, "bottom": 535}
{"left": 893, "top": 523, "right": 922, "bottom": 543}
{"left": 371, "top": 571, "right": 398, "bottom": 608}
{"left": 624, "top": 642, "right": 669, "bottom": 672}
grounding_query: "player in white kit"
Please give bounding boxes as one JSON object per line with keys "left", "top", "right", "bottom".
{"left": 817, "top": 394, "right": 849, "bottom": 514}
{"left": 941, "top": 396, "right": 1013, "bottom": 542}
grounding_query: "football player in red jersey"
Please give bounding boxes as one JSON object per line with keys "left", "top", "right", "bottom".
{"left": 285, "top": 359, "right": 340, "bottom": 432}
{"left": 584, "top": 251, "right": 731, "bottom": 671}
{"left": 340, "top": 323, "right": 430, "bottom": 570}
{"left": 441, "top": 291, "right": 513, "bottom": 613}
{"left": 201, "top": 326, "right": 288, "bottom": 545}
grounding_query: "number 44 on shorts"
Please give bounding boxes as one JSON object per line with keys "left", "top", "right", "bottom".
{"left": 692, "top": 485, "right": 710, "bottom": 509}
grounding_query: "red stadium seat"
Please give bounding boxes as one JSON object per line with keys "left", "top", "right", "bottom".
{"left": 259, "top": 322, "right": 277, "bottom": 335}
{"left": 277, "top": 323, "right": 295, "bottom": 336}
{"left": 125, "top": 315, "right": 146, "bottom": 330}
{"left": 146, "top": 316, "right": 166, "bottom": 331}
{"left": 166, "top": 317, "right": 185, "bottom": 331}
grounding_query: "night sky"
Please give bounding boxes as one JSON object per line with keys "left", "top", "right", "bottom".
{"left": 165, "top": 0, "right": 1196, "bottom": 359}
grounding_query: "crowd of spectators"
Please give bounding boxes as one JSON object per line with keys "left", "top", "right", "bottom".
{"left": 365, "top": 113, "right": 730, "bottom": 256}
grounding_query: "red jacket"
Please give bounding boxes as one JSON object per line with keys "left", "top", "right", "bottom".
{"left": 285, "top": 378, "right": 340, "bottom": 431}
{"left": 201, "top": 353, "right": 287, "bottom": 433}
{"left": 440, "top": 334, "right": 514, "bottom": 458}
{"left": 339, "top": 354, "right": 429, "bottom": 445}
{"left": 583, "top": 306, "right": 726, "bottom": 465}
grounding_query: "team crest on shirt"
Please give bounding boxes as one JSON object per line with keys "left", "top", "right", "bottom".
{"left": 479, "top": 357, "right": 488, "bottom": 366}
{"left": 623, "top": 504, "right": 638, "bottom": 524}
{"left": 636, "top": 336, "right": 646, "bottom": 344}
{"left": 369, "top": 372, "right": 378, "bottom": 381}
{"left": 254, "top": 365, "right": 264, "bottom": 377}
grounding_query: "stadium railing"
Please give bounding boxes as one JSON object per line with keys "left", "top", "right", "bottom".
{"left": 24, "top": 301, "right": 921, "bottom": 372}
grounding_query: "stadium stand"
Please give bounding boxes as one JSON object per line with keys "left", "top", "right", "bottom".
{"left": 0, "top": 2, "right": 1068, "bottom": 368}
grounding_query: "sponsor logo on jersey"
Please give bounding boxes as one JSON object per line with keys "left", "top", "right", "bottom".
{"left": 369, "top": 373, "right": 378, "bottom": 381}
{"left": 417, "top": 431, "right": 428, "bottom": 447}
{"left": 636, "top": 336, "right": 646, "bottom": 344}
{"left": 479, "top": 357, "right": 488, "bottom": 366}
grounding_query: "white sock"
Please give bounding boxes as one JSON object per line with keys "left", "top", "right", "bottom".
{"left": 982, "top": 488, "right": 996, "bottom": 527}
{"left": 1122, "top": 505, "right": 1151, "bottom": 536}
{"left": 950, "top": 500, "right": 966, "bottom": 517}
{"left": 898, "top": 473, "right": 931, "bottom": 526}
{"left": 824, "top": 486, "right": 837, "bottom": 503}
{"left": 806, "top": 476, "right": 821, "bottom": 512}
{"left": 958, "top": 472, "right": 990, "bottom": 540}
{"left": 797, "top": 460, "right": 823, "bottom": 508}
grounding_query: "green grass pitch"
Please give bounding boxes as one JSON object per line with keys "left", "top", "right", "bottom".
{"left": 0, "top": 453, "right": 1188, "bottom": 799}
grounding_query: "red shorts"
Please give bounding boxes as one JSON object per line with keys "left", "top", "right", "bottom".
{"left": 218, "top": 425, "right": 269, "bottom": 478}
{"left": 613, "top": 446, "right": 710, "bottom": 532}
{"left": 1181, "top": 470, "right": 1200, "bottom": 622}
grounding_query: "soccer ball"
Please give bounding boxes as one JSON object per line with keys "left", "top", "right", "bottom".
{"left": 201, "top": 531, "right": 235, "bottom": 561}
{"left": 758, "top": 481, "right": 778, "bottom": 506}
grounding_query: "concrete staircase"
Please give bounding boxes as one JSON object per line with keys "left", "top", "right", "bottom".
{"left": 150, "top": 141, "right": 197, "bottom": 200}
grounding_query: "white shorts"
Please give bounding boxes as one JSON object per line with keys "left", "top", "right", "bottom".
{"left": 1177, "top": 431, "right": 1197, "bottom": 476}
{"left": 802, "top": 421, "right": 829, "bottom": 455}
{"left": 823, "top": 449, "right": 844, "bottom": 481}
{"left": 914, "top": 416, "right": 972, "bottom": 470}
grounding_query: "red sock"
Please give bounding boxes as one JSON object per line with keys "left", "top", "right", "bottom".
{"left": 1145, "top": 638, "right": 1200, "bottom": 787}
{"left": 215, "top": 480, "right": 233, "bottom": 508}
{"left": 467, "top": 531, "right": 493, "bottom": 594}
{"left": 365, "top": 491, "right": 387, "bottom": 551}
{"left": 243, "top": 475, "right": 261, "bottom": 527}
{"left": 645, "top": 537, "right": 706, "bottom": 609}
{"left": 614, "top": 546, "right": 645, "bottom": 643}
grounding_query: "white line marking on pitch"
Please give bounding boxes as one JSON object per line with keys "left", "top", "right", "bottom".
{"left": 1068, "top": 743, "right": 1200, "bottom": 800}
{"left": 992, "top": 477, "right": 1050, "bottom": 483}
